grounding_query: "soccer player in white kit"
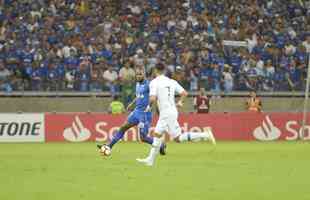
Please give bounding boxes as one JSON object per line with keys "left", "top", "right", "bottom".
{"left": 137, "top": 63, "right": 216, "bottom": 166}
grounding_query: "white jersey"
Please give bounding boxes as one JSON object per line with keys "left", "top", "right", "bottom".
{"left": 149, "top": 75, "right": 185, "bottom": 116}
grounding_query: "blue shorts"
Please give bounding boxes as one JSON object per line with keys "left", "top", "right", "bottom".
{"left": 127, "top": 110, "right": 152, "bottom": 136}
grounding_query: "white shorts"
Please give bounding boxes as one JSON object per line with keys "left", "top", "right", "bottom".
{"left": 154, "top": 114, "right": 182, "bottom": 139}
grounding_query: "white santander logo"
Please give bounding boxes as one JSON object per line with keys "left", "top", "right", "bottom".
{"left": 63, "top": 116, "right": 91, "bottom": 142}
{"left": 253, "top": 115, "right": 281, "bottom": 141}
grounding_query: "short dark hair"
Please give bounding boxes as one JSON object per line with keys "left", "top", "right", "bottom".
{"left": 156, "top": 62, "right": 165, "bottom": 72}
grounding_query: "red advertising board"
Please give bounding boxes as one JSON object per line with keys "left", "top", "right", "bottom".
{"left": 45, "top": 112, "right": 310, "bottom": 142}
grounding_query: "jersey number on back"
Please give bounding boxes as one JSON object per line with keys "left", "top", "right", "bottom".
{"left": 165, "top": 86, "right": 171, "bottom": 97}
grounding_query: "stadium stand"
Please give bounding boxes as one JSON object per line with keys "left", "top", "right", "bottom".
{"left": 0, "top": 0, "right": 309, "bottom": 98}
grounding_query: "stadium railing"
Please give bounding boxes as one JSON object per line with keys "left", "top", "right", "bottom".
{"left": 0, "top": 91, "right": 307, "bottom": 113}
{"left": 0, "top": 91, "right": 307, "bottom": 97}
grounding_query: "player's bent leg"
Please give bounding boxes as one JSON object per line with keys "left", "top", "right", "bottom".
{"left": 140, "top": 134, "right": 152, "bottom": 144}
{"left": 139, "top": 125, "right": 167, "bottom": 155}
{"left": 108, "top": 110, "right": 139, "bottom": 149}
{"left": 149, "top": 132, "right": 166, "bottom": 156}
{"left": 139, "top": 126, "right": 154, "bottom": 145}
{"left": 108, "top": 123, "right": 136, "bottom": 148}
{"left": 140, "top": 133, "right": 167, "bottom": 156}
{"left": 137, "top": 133, "right": 163, "bottom": 166}
{"left": 97, "top": 122, "right": 136, "bottom": 152}
{"left": 138, "top": 111, "right": 154, "bottom": 146}
{"left": 176, "top": 132, "right": 208, "bottom": 142}
{"left": 175, "top": 131, "right": 216, "bottom": 145}
{"left": 137, "top": 118, "right": 167, "bottom": 166}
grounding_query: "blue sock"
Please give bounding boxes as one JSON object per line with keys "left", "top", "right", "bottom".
{"left": 141, "top": 135, "right": 154, "bottom": 145}
{"left": 141, "top": 134, "right": 165, "bottom": 152}
{"left": 108, "top": 130, "right": 125, "bottom": 148}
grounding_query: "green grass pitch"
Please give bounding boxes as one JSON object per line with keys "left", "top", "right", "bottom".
{"left": 0, "top": 142, "right": 309, "bottom": 200}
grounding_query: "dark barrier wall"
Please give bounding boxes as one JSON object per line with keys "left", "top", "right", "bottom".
{"left": 0, "top": 97, "right": 307, "bottom": 113}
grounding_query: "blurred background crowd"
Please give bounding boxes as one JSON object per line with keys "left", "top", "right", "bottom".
{"left": 0, "top": 0, "right": 309, "bottom": 105}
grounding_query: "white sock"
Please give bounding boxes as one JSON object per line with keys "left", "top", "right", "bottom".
{"left": 179, "top": 132, "right": 208, "bottom": 142}
{"left": 147, "top": 137, "right": 162, "bottom": 164}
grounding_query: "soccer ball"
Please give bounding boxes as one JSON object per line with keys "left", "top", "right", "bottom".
{"left": 100, "top": 145, "right": 111, "bottom": 156}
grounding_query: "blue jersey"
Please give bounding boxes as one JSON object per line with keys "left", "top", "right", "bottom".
{"left": 135, "top": 80, "right": 150, "bottom": 111}
{"left": 127, "top": 79, "right": 152, "bottom": 136}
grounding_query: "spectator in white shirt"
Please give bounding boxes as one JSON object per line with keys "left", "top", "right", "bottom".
{"left": 222, "top": 65, "right": 234, "bottom": 93}
{"left": 103, "top": 66, "right": 118, "bottom": 96}
{"left": 302, "top": 36, "right": 310, "bottom": 53}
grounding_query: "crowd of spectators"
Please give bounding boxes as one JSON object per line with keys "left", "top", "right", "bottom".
{"left": 0, "top": 0, "right": 309, "bottom": 104}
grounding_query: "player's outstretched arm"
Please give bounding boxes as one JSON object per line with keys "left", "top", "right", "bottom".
{"left": 174, "top": 80, "right": 187, "bottom": 107}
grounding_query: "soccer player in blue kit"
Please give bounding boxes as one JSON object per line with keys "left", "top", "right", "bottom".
{"left": 97, "top": 67, "right": 166, "bottom": 155}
